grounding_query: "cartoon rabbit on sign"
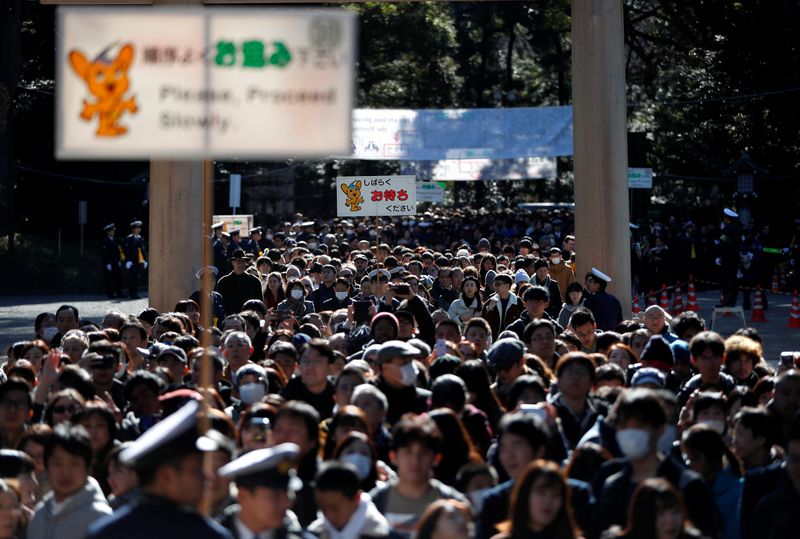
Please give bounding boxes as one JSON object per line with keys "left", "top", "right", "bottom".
{"left": 69, "top": 43, "right": 138, "bottom": 137}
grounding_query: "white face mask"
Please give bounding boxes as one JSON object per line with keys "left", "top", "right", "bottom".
{"left": 308, "top": 242, "right": 318, "bottom": 250}
{"left": 550, "top": 257, "right": 561, "bottom": 265}
{"left": 657, "top": 425, "right": 677, "bottom": 454}
{"left": 335, "top": 291, "right": 349, "bottom": 301}
{"left": 291, "top": 289, "right": 304, "bottom": 300}
{"left": 698, "top": 419, "right": 726, "bottom": 435}
{"left": 616, "top": 428, "right": 652, "bottom": 460}
{"left": 340, "top": 453, "right": 372, "bottom": 480}
{"left": 239, "top": 383, "right": 266, "bottom": 405}
{"left": 399, "top": 362, "right": 418, "bottom": 387}
{"left": 42, "top": 326, "right": 58, "bottom": 341}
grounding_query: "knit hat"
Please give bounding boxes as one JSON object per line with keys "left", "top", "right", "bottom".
{"left": 534, "top": 258, "right": 549, "bottom": 271}
{"left": 370, "top": 312, "right": 399, "bottom": 337}
{"left": 631, "top": 367, "right": 666, "bottom": 388}
{"left": 484, "top": 270, "right": 497, "bottom": 289}
{"left": 515, "top": 269, "right": 530, "bottom": 284}
{"left": 640, "top": 335, "right": 674, "bottom": 371}
{"left": 670, "top": 339, "right": 691, "bottom": 365}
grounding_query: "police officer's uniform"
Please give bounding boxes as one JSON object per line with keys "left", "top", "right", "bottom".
{"left": 124, "top": 220, "right": 148, "bottom": 299}
{"left": 87, "top": 400, "right": 233, "bottom": 539}
{"left": 101, "top": 223, "right": 124, "bottom": 298}
{"left": 217, "top": 444, "right": 311, "bottom": 539}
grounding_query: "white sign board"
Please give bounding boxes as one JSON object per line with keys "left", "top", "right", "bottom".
{"left": 57, "top": 8, "right": 356, "bottom": 159}
{"left": 336, "top": 175, "right": 417, "bottom": 217}
{"left": 416, "top": 182, "right": 445, "bottom": 203}
{"left": 402, "top": 157, "right": 556, "bottom": 181}
{"left": 213, "top": 214, "right": 253, "bottom": 236}
{"left": 628, "top": 168, "right": 653, "bottom": 189}
{"left": 343, "top": 107, "right": 573, "bottom": 161}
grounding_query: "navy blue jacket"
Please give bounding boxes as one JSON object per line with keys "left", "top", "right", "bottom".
{"left": 87, "top": 495, "right": 232, "bottom": 539}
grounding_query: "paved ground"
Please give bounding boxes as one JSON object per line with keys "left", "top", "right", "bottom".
{"left": 0, "top": 290, "right": 798, "bottom": 360}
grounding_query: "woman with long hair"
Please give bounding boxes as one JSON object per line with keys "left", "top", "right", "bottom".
{"left": 428, "top": 408, "right": 483, "bottom": 487}
{"left": 602, "top": 478, "right": 703, "bottom": 539}
{"left": 448, "top": 276, "right": 484, "bottom": 329}
{"left": 681, "top": 425, "right": 741, "bottom": 539}
{"left": 455, "top": 360, "right": 505, "bottom": 433}
{"left": 495, "top": 459, "right": 580, "bottom": 539}
{"left": 263, "top": 271, "right": 286, "bottom": 310}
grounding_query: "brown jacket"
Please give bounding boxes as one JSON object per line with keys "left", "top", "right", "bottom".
{"left": 549, "top": 261, "right": 577, "bottom": 301}
{"left": 480, "top": 293, "right": 524, "bottom": 339}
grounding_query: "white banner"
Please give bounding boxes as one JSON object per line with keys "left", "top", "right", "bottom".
{"left": 57, "top": 7, "right": 356, "bottom": 159}
{"left": 402, "top": 157, "right": 556, "bottom": 181}
{"left": 344, "top": 107, "right": 572, "bottom": 161}
{"left": 336, "top": 175, "right": 417, "bottom": 217}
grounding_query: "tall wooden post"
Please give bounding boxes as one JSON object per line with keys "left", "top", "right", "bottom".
{"left": 571, "top": 0, "right": 632, "bottom": 316}
{"left": 146, "top": 0, "right": 206, "bottom": 312}
{"left": 148, "top": 160, "right": 205, "bottom": 311}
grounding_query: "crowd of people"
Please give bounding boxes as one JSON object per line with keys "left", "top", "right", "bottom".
{"left": 0, "top": 212, "right": 798, "bottom": 539}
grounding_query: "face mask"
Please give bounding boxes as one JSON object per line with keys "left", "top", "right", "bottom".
{"left": 291, "top": 289, "right": 304, "bottom": 300}
{"left": 265, "top": 233, "right": 273, "bottom": 240}
{"left": 616, "top": 428, "right": 652, "bottom": 460}
{"left": 239, "top": 383, "right": 266, "bottom": 405}
{"left": 400, "top": 362, "right": 418, "bottom": 387}
{"left": 340, "top": 453, "right": 372, "bottom": 480}
{"left": 698, "top": 419, "right": 726, "bottom": 434}
{"left": 657, "top": 425, "right": 677, "bottom": 454}
{"left": 346, "top": 228, "right": 354, "bottom": 235}
{"left": 308, "top": 242, "right": 318, "bottom": 250}
{"left": 42, "top": 327, "right": 58, "bottom": 341}
{"left": 550, "top": 257, "right": 561, "bottom": 265}
{"left": 335, "top": 291, "right": 349, "bottom": 301}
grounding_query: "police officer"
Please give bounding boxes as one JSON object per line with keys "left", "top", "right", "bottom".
{"left": 227, "top": 229, "right": 243, "bottom": 258}
{"left": 217, "top": 443, "right": 310, "bottom": 539}
{"left": 245, "top": 227, "right": 265, "bottom": 258}
{"left": 582, "top": 267, "right": 623, "bottom": 331}
{"left": 215, "top": 232, "right": 232, "bottom": 276}
{"left": 101, "top": 223, "right": 123, "bottom": 299}
{"left": 86, "top": 400, "right": 233, "bottom": 539}
{"left": 124, "top": 220, "right": 148, "bottom": 299}
{"left": 717, "top": 208, "right": 742, "bottom": 306}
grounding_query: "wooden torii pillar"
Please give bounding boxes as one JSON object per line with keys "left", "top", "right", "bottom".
{"left": 572, "top": 0, "right": 632, "bottom": 317}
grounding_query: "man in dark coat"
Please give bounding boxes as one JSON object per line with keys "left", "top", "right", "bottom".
{"left": 216, "top": 249, "right": 263, "bottom": 316}
{"left": 531, "top": 258, "right": 563, "bottom": 318}
{"left": 213, "top": 232, "right": 232, "bottom": 275}
{"left": 123, "top": 220, "right": 148, "bottom": 299}
{"left": 101, "top": 223, "right": 123, "bottom": 298}
{"left": 87, "top": 401, "right": 232, "bottom": 539}
{"left": 717, "top": 207, "right": 742, "bottom": 306}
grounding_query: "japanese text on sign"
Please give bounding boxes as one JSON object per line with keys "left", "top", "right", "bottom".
{"left": 57, "top": 8, "right": 356, "bottom": 160}
{"left": 336, "top": 175, "right": 417, "bottom": 217}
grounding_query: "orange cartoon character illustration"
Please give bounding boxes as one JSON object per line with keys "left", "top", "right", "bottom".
{"left": 69, "top": 43, "right": 138, "bottom": 137}
{"left": 341, "top": 180, "right": 364, "bottom": 212}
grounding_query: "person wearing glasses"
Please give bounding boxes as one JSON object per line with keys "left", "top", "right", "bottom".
{"left": 0, "top": 379, "right": 32, "bottom": 450}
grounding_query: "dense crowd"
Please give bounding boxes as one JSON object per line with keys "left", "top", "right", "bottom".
{"left": 1, "top": 214, "right": 799, "bottom": 539}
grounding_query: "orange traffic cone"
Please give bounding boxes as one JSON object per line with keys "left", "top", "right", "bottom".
{"left": 789, "top": 290, "right": 800, "bottom": 329}
{"left": 686, "top": 277, "right": 699, "bottom": 312}
{"left": 751, "top": 286, "right": 767, "bottom": 323}
{"left": 772, "top": 272, "right": 780, "bottom": 294}
{"left": 672, "top": 283, "right": 684, "bottom": 315}
{"left": 632, "top": 295, "right": 641, "bottom": 315}
{"left": 659, "top": 285, "right": 670, "bottom": 314}
{"left": 647, "top": 289, "right": 657, "bottom": 306}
